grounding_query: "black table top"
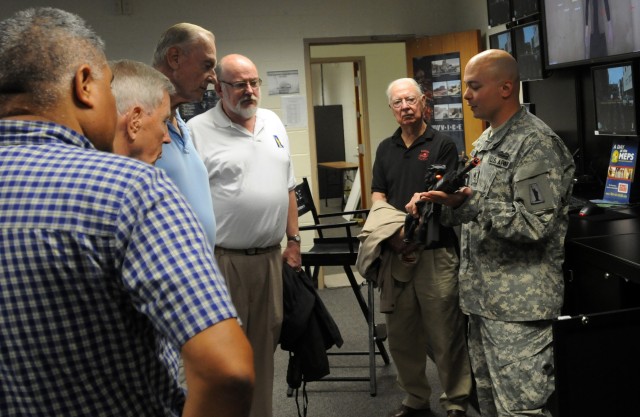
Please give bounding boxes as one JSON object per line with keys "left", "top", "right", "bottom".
{"left": 567, "top": 206, "right": 640, "bottom": 282}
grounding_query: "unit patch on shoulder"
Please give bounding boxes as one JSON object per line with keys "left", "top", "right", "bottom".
{"left": 529, "top": 183, "right": 545, "bottom": 205}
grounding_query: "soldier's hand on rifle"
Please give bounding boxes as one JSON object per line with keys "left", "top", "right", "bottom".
{"left": 406, "top": 187, "right": 472, "bottom": 213}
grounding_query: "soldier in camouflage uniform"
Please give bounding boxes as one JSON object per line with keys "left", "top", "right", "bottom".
{"left": 407, "top": 49, "right": 575, "bottom": 416}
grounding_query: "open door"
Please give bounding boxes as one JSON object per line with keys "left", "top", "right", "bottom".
{"left": 310, "top": 58, "right": 370, "bottom": 210}
{"left": 405, "top": 30, "right": 485, "bottom": 156}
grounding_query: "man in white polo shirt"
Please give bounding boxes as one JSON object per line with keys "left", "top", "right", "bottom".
{"left": 187, "top": 53, "right": 301, "bottom": 417}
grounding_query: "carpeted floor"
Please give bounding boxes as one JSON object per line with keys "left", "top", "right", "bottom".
{"left": 277, "top": 196, "right": 480, "bottom": 416}
{"left": 273, "top": 284, "right": 481, "bottom": 417}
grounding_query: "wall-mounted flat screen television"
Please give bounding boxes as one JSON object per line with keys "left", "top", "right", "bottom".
{"left": 512, "top": 0, "right": 539, "bottom": 20}
{"left": 513, "top": 21, "right": 545, "bottom": 81}
{"left": 543, "top": 0, "right": 640, "bottom": 69}
{"left": 487, "top": 0, "right": 511, "bottom": 27}
{"left": 489, "top": 29, "right": 514, "bottom": 56}
{"left": 592, "top": 62, "right": 638, "bottom": 136}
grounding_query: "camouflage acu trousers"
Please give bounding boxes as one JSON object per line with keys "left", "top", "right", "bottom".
{"left": 467, "top": 314, "right": 554, "bottom": 416}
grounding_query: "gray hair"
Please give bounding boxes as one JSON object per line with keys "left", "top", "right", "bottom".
{"left": 0, "top": 7, "right": 106, "bottom": 112}
{"left": 152, "top": 23, "right": 214, "bottom": 69}
{"left": 110, "top": 59, "right": 175, "bottom": 115}
{"left": 386, "top": 77, "right": 423, "bottom": 102}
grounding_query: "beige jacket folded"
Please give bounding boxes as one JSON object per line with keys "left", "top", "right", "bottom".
{"left": 356, "top": 200, "right": 419, "bottom": 313}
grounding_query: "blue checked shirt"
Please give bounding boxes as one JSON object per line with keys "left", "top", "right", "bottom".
{"left": 0, "top": 120, "right": 237, "bottom": 416}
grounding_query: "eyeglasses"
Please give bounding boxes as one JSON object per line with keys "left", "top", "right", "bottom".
{"left": 219, "top": 78, "right": 262, "bottom": 90}
{"left": 390, "top": 96, "right": 419, "bottom": 109}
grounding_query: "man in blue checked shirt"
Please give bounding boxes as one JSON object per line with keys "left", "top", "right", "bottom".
{"left": 0, "top": 8, "right": 254, "bottom": 417}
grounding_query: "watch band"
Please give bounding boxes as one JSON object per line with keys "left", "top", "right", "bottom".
{"left": 287, "top": 234, "right": 301, "bottom": 243}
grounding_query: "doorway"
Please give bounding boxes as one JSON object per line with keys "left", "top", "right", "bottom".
{"left": 303, "top": 39, "right": 409, "bottom": 211}
{"left": 310, "top": 59, "right": 364, "bottom": 212}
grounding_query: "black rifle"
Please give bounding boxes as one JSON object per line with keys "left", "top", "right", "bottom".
{"left": 403, "top": 157, "right": 481, "bottom": 246}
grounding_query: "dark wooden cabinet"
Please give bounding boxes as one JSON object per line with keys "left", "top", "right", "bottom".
{"left": 555, "top": 210, "right": 640, "bottom": 416}
{"left": 314, "top": 105, "right": 345, "bottom": 201}
{"left": 564, "top": 252, "right": 640, "bottom": 315}
{"left": 563, "top": 213, "right": 640, "bottom": 315}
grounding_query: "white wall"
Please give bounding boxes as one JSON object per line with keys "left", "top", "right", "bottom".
{"left": 1, "top": 0, "right": 488, "bottom": 190}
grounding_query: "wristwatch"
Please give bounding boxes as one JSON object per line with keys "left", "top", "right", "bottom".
{"left": 287, "top": 234, "right": 301, "bottom": 244}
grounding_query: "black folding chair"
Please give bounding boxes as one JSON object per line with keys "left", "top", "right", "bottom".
{"left": 293, "top": 177, "right": 390, "bottom": 396}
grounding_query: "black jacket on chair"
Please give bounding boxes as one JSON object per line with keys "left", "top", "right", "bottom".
{"left": 280, "top": 263, "right": 343, "bottom": 388}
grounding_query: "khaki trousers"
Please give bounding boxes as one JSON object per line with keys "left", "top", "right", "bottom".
{"left": 215, "top": 246, "right": 283, "bottom": 417}
{"left": 386, "top": 246, "right": 472, "bottom": 412}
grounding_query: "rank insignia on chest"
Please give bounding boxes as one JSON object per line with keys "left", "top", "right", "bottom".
{"left": 488, "top": 155, "right": 510, "bottom": 169}
{"left": 273, "top": 135, "right": 284, "bottom": 148}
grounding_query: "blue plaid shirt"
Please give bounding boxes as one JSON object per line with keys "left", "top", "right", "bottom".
{"left": 0, "top": 120, "right": 237, "bottom": 416}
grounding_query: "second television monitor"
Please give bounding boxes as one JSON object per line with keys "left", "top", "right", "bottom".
{"left": 513, "top": 21, "right": 544, "bottom": 81}
{"left": 489, "top": 30, "right": 514, "bottom": 56}
{"left": 487, "top": 0, "right": 511, "bottom": 27}
{"left": 512, "top": 0, "right": 539, "bottom": 20}
{"left": 592, "top": 62, "right": 638, "bottom": 137}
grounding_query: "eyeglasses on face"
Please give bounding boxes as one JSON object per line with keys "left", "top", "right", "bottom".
{"left": 219, "top": 78, "right": 262, "bottom": 90}
{"left": 390, "top": 96, "right": 419, "bottom": 109}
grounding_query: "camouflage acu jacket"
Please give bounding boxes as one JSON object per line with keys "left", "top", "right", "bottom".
{"left": 442, "top": 106, "right": 575, "bottom": 321}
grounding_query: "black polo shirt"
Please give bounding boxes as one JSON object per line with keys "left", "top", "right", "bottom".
{"left": 371, "top": 125, "right": 459, "bottom": 248}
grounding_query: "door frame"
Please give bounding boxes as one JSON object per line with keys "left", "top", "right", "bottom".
{"left": 303, "top": 35, "right": 413, "bottom": 210}
{"left": 309, "top": 57, "right": 369, "bottom": 209}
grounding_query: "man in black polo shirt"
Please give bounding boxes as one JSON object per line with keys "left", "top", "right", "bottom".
{"left": 372, "top": 78, "right": 472, "bottom": 417}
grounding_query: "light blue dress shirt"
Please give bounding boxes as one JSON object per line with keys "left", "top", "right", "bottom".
{"left": 156, "top": 110, "right": 216, "bottom": 249}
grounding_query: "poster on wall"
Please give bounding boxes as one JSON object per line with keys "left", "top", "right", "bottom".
{"left": 267, "top": 70, "right": 300, "bottom": 96}
{"left": 413, "top": 52, "right": 465, "bottom": 154}
{"left": 602, "top": 139, "right": 638, "bottom": 204}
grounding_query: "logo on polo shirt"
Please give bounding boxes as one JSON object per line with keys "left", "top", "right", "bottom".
{"left": 418, "top": 149, "right": 430, "bottom": 161}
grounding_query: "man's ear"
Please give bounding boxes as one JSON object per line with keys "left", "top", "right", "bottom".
{"left": 127, "top": 106, "right": 144, "bottom": 140}
{"left": 73, "top": 64, "right": 96, "bottom": 109}
{"left": 167, "top": 46, "right": 181, "bottom": 70}
{"left": 499, "top": 80, "right": 514, "bottom": 98}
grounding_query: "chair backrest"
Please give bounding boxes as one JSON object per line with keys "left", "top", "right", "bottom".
{"left": 295, "top": 176, "right": 369, "bottom": 243}
{"left": 294, "top": 177, "right": 321, "bottom": 226}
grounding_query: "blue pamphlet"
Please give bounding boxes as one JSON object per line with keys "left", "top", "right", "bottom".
{"left": 602, "top": 139, "right": 638, "bottom": 204}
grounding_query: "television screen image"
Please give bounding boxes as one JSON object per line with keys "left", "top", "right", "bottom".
{"left": 489, "top": 30, "right": 514, "bottom": 56}
{"left": 543, "top": 0, "right": 640, "bottom": 69}
{"left": 512, "top": 0, "right": 539, "bottom": 20}
{"left": 487, "top": 0, "right": 511, "bottom": 27}
{"left": 592, "top": 63, "right": 637, "bottom": 136}
{"left": 513, "top": 21, "right": 544, "bottom": 81}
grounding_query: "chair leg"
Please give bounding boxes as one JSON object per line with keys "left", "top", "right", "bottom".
{"left": 367, "top": 278, "right": 377, "bottom": 397}
{"left": 306, "top": 265, "right": 321, "bottom": 288}
{"left": 342, "top": 265, "right": 390, "bottom": 396}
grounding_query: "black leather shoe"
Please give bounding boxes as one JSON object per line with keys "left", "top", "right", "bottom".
{"left": 387, "top": 404, "right": 431, "bottom": 417}
{"left": 447, "top": 410, "right": 467, "bottom": 417}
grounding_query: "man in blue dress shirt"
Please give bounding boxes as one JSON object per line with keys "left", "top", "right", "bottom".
{"left": 152, "top": 22, "right": 218, "bottom": 249}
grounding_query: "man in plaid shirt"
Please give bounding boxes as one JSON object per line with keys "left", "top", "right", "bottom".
{"left": 0, "top": 7, "right": 254, "bottom": 417}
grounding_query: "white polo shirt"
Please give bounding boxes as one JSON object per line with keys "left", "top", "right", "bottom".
{"left": 188, "top": 103, "right": 295, "bottom": 249}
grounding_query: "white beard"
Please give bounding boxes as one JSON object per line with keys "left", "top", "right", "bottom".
{"left": 234, "top": 95, "right": 259, "bottom": 119}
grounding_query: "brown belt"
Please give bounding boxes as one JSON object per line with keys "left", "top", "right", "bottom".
{"left": 214, "top": 244, "right": 280, "bottom": 256}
